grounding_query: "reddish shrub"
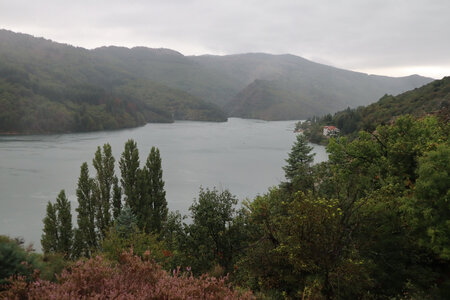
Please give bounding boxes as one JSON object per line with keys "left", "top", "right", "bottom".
{"left": 1, "top": 250, "right": 253, "bottom": 299}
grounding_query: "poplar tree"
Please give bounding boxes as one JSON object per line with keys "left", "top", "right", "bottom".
{"left": 136, "top": 168, "right": 150, "bottom": 231}
{"left": 75, "top": 162, "right": 97, "bottom": 257}
{"left": 72, "top": 229, "right": 84, "bottom": 259}
{"left": 112, "top": 175, "right": 122, "bottom": 219}
{"left": 55, "top": 190, "right": 73, "bottom": 258}
{"left": 119, "top": 139, "right": 140, "bottom": 213}
{"left": 145, "top": 147, "right": 167, "bottom": 233}
{"left": 41, "top": 201, "right": 59, "bottom": 254}
{"left": 93, "top": 144, "right": 115, "bottom": 238}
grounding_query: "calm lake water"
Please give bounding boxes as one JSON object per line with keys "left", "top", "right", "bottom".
{"left": 0, "top": 118, "right": 327, "bottom": 251}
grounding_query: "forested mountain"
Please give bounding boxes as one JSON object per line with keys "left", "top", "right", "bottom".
{"left": 297, "top": 76, "right": 449, "bottom": 144}
{"left": 0, "top": 29, "right": 435, "bottom": 133}
{"left": 324, "top": 77, "right": 448, "bottom": 135}
{"left": 0, "top": 30, "right": 226, "bottom": 134}
{"left": 226, "top": 73, "right": 432, "bottom": 120}
{"left": 224, "top": 79, "right": 326, "bottom": 120}
{"left": 343, "top": 76, "right": 449, "bottom": 132}
{"left": 93, "top": 47, "right": 434, "bottom": 120}
{"left": 194, "top": 54, "right": 433, "bottom": 120}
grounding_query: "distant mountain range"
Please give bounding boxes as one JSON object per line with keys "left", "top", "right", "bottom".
{"left": 92, "top": 46, "right": 433, "bottom": 120}
{"left": 0, "top": 29, "right": 435, "bottom": 133}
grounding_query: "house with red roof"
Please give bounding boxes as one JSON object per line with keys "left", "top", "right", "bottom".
{"left": 323, "top": 125, "right": 340, "bottom": 136}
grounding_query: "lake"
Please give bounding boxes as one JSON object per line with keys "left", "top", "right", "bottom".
{"left": 0, "top": 118, "right": 327, "bottom": 250}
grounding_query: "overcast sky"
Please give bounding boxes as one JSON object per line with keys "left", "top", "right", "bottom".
{"left": 1, "top": 0, "right": 449, "bottom": 78}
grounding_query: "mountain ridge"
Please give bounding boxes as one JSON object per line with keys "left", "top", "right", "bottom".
{"left": 0, "top": 29, "right": 437, "bottom": 132}
{"left": 93, "top": 44, "right": 433, "bottom": 117}
{"left": 0, "top": 29, "right": 227, "bottom": 134}
{"left": 300, "top": 76, "right": 450, "bottom": 144}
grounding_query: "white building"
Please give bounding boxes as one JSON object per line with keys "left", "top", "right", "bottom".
{"left": 323, "top": 126, "right": 340, "bottom": 136}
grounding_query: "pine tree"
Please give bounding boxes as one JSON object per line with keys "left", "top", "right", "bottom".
{"left": 145, "top": 147, "right": 167, "bottom": 233}
{"left": 41, "top": 201, "right": 59, "bottom": 254}
{"left": 119, "top": 139, "right": 140, "bottom": 214}
{"left": 283, "top": 134, "right": 315, "bottom": 191}
{"left": 55, "top": 190, "right": 73, "bottom": 258}
{"left": 93, "top": 144, "right": 115, "bottom": 238}
{"left": 75, "top": 162, "right": 97, "bottom": 257}
{"left": 115, "top": 205, "right": 138, "bottom": 237}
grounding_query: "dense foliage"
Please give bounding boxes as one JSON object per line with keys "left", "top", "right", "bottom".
{"left": 0, "top": 236, "right": 42, "bottom": 287}
{"left": 0, "top": 65, "right": 169, "bottom": 133}
{"left": 300, "top": 76, "right": 450, "bottom": 141}
{"left": 0, "top": 236, "right": 67, "bottom": 288}
{"left": 40, "top": 140, "right": 168, "bottom": 262}
{"left": 2, "top": 250, "right": 254, "bottom": 299}
{"left": 106, "top": 47, "right": 431, "bottom": 121}
{"left": 95, "top": 46, "right": 431, "bottom": 116}
{"left": 2, "top": 112, "right": 449, "bottom": 298}
{"left": 0, "top": 30, "right": 226, "bottom": 134}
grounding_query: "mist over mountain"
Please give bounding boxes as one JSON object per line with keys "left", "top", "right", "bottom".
{"left": 297, "top": 76, "right": 449, "bottom": 145}
{"left": 221, "top": 57, "right": 432, "bottom": 120}
{"left": 93, "top": 47, "right": 433, "bottom": 120}
{"left": 0, "top": 30, "right": 227, "bottom": 133}
{"left": 334, "top": 76, "right": 450, "bottom": 135}
{"left": 0, "top": 29, "right": 434, "bottom": 133}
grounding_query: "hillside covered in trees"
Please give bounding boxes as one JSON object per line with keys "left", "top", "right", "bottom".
{"left": 93, "top": 45, "right": 433, "bottom": 121}
{"left": 299, "top": 76, "right": 450, "bottom": 143}
{"left": 0, "top": 30, "right": 227, "bottom": 134}
{"left": 0, "top": 29, "right": 434, "bottom": 134}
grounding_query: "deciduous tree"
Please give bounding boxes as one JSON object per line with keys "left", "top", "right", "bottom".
{"left": 93, "top": 144, "right": 115, "bottom": 238}
{"left": 141, "top": 147, "right": 167, "bottom": 233}
{"left": 185, "top": 188, "right": 238, "bottom": 274}
{"left": 75, "top": 162, "right": 97, "bottom": 257}
{"left": 55, "top": 190, "right": 72, "bottom": 258}
{"left": 112, "top": 176, "right": 122, "bottom": 219}
{"left": 41, "top": 202, "right": 59, "bottom": 254}
{"left": 119, "top": 139, "right": 140, "bottom": 213}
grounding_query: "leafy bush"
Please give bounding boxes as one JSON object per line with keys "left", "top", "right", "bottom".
{"left": 0, "top": 236, "right": 69, "bottom": 289}
{"left": 101, "top": 228, "right": 175, "bottom": 270}
{"left": 2, "top": 250, "right": 254, "bottom": 299}
{"left": 0, "top": 236, "right": 42, "bottom": 288}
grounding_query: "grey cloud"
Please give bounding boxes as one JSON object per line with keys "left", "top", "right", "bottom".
{"left": 0, "top": 0, "right": 449, "bottom": 77}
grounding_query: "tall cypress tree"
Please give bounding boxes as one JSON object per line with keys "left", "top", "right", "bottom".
{"left": 41, "top": 201, "right": 59, "bottom": 254}
{"left": 93, "top": 144, "right": 115, "bottom": 238}
{"left": 55, "top": 190, "right": 73, "bottom": 258}
{"left": 119, "top": 139, "right": 140, "bottom": 214}
{"left": 75, "top": 162, "right": 97, "bottom": 257}
{"left": 145, "top": 147, "right": 167, "bottom": 233}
